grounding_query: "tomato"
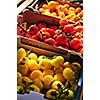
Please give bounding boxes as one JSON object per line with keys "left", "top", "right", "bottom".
{"left": 74, "top": 32, "right": 83, "bottom": 39}
{"left": 59, "top": 19, "right": 67, "bottom": 27}
{"left": 38, "top": 23, "right": 46, "bottom": 29}
{"left": 75, "top": 26, "right": 83, "bottom": 33}
{"left": 25, "top": 33, "right": 30, "bottom": 38}
{"left": 29, "top": 25, "right": 39, "bottom": 35}
{"left": 40, "top": 28, "right": 55, "bottom": 37}
{"left": 42, "top": 32, "right": 51, "bottom": 40}
{"left": 77, "top": 11, "right": 83, "bottom": 17}
{"left": 46, "top": 28, "right": 56, "bottom": 36}
{"left": 31, "top": 35, "right": 38, "bottom": 40}
{"left": 75, "top": 7, "right": 82, "bottom": 14}
{"left": 55, "top": 34, "right": 68, "bottom": 46}
{"left": 70, "top": 38, "right": 82, "bottom": 50}
{"left": 44, "top": 38, "right": 57, "bottom": 46}
{"left": 35, "top": 32, "right": 42, "bottom": 41}
{"left": 77, "top": 46, "right": 83, "bottom": 54}
{"left": 63, "top": 24, "right": 75, "bottom": 35}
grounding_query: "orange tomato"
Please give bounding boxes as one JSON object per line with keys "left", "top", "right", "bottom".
{"left": 59, "top": 19, "right": 67, "bottom": 27}
{"left": 48, "top": 1, "right": 59, "bottom": 10}
{"left": 63, "top": 4, "right": 70, "bottom": 8}
{"left": 71, "top": 15, "right": 80, "bottom": 22}
{"left": 65, "top": 14, "right": 74, "bottom": 20}
{"left": 64, "top": 8, "right": 68, "bottom": 15}
{"left": 75, "top": 7, "right": 82, "bottom": 14}
{"left": 42, "top": 4, "right": 48, "bottom": 9}
{"left": 30, "top": 70, "right": 43, "bottom": 81}
{"left": 77, "top": 10, "right": 83, "bottom": 17}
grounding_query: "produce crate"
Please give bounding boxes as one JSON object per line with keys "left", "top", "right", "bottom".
{"left": 28, "top": 0, "right": 83, "bottom": 9}
{"left": 17, "top": 9, "right": 83, "bottom": 55}
{"left": 27, "top": 0, "right": 83, "bottom": 17}
{"left": 17, "top": 36, "right": 83, "bottom": 100}
{"left": 25, "top": 0, "right": 83, "bottom": 27}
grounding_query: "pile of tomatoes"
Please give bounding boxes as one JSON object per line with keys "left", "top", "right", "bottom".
{"left": 39, "top": 1, "right": 83, "bottom": 23}
{"left": 17, "top": 19, "right": 83, "bottom": 54}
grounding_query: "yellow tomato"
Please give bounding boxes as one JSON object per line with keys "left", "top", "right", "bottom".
{"left": 39, "top": 59, "right": 52, "bottom": 70}
{"left": 27, "top": 60, "right": 39, "bottom": 71}
{"left": 28, "top": 53, "right": 37, "bottom": 60}
{"left": 17, "top": 48, "right": 26, "bottom": 64}
{"left": 51, "top": 81, "right": 64, "bottom": 90}
{"left": 46, "top": 89, "right": 59, "bottom": 99}
{"left": 17, "top": 86, "right": 24, "bottom": 94}
{"left": 29, "top": 84, "right": 40, "bottom": 93}
{"left": 43, "top": 69, "right": 54, "bottom": 77}
{"left": 42, "top": 75, "right": 54, "bottom": 89}
{"left": 17, "top": 64, "right": 29, "bottom": 75}
{"left": 33, "top": 79, "right": 44, "bottom": 90}
{"left": 30, "top": 70, "right": 43, "bottom": 81}
{"left": 63, "top": 68, "right": 75, "bottom": 80}
{"left": 51, "top": 56, "right": 64, "bottom": 68}
{"left": 54, "top": 73, "right": 65, "bottom": 83}
{"left": 63, "top": 61, "right": 70, "bottom": 68}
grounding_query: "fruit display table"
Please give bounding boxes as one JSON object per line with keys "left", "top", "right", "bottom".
{"left": 17, "top": 0, "right": 83, "bottom": 100}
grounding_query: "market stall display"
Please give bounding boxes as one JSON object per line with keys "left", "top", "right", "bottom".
{"left": 17, "top": 0, "right": 83, "bottom": 100}
{"left": 17, "top": 9, "right": 83, "bottom": 54}
{"left": 38, "top": 1, "right": 83, "bottom": 22}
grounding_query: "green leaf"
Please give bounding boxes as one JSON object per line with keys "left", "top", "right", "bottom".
{"left": 50, "top": 91, "right": 58, "bottom": 97}
{"left": 57, "top": 83, "right": 62, "bottom": 89}
{"left": 63, "top": 89, "right": 69, "bottom": 96}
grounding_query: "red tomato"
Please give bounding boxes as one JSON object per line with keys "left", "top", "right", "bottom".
{"left": 70, "top": 38, "right": 82, "bottom": 49}
{"left": 63, "top": 24, "right": 75, "bottom": 35}
{"left": 31, "top": 35, "right": 38, "bottom": 40}
{"left": 75, "top": 26, "right": 83, "bottom": 33}
{"left": 40, "top": 28, "right": 55, "bottom": 36}
{"left": 38, "top": 23, "right": 46, "bottom": 29}
{"left": 44, "top": 38, "right": 57, "bottom": 46}
{"left": 46, "top": 28, "right": 56, "bottom": 36}
{"left": 29, "top": 25, "right": 39, "bottom": 35}
{"left": 35, "top": 32, "right": 42, "bottom": 41}
{"left": 77, "top": 46, "right": 83, "bottom": 54}
{"left": 25, "top": 33, "right": 30, "bottom": 38}
{"left": 55, "top": 34, "right": 68, "bottom": 46}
